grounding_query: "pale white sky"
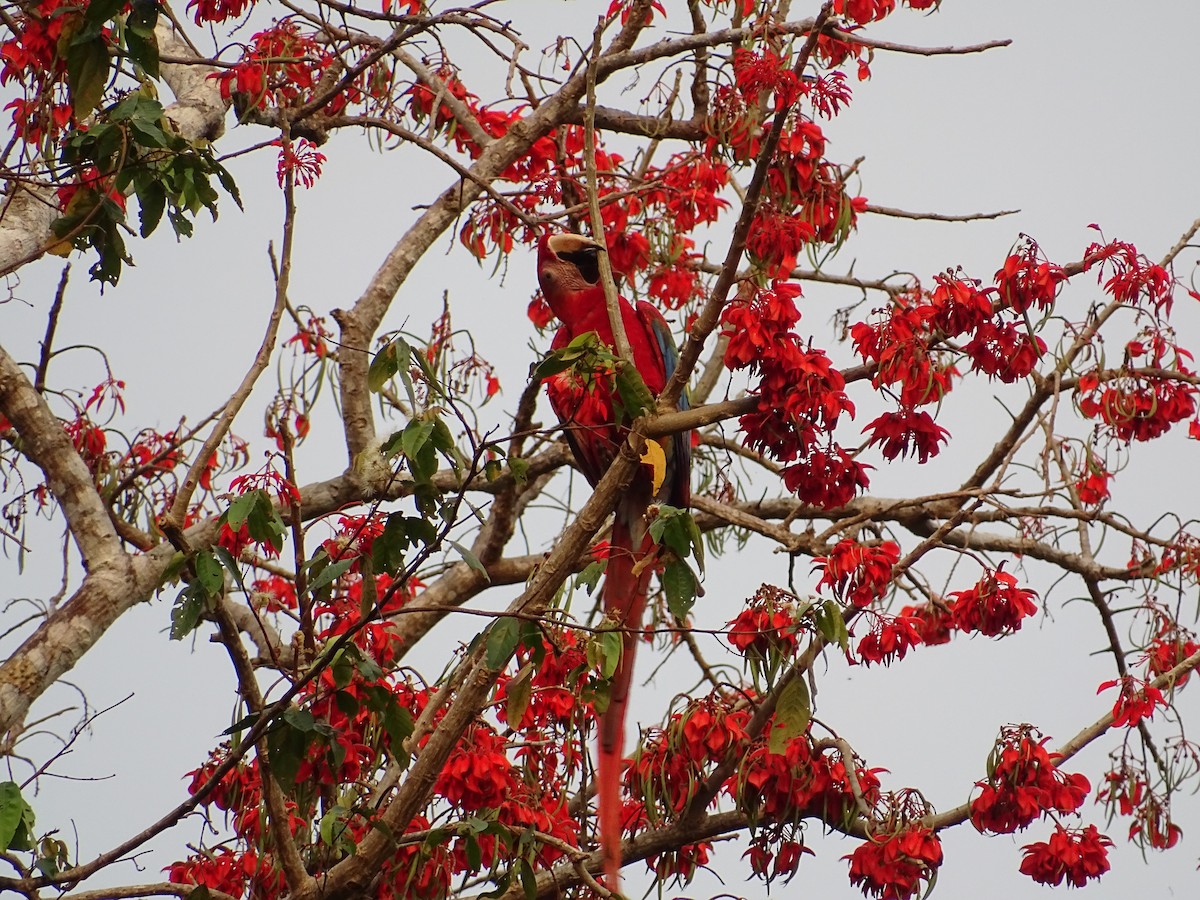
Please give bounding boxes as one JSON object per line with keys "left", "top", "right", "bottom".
{"left": 3, "top": 2, "right": 1199, "bottom": 898}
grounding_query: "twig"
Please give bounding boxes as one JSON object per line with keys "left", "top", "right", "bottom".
{"left": 863, "top": 203, "right": 1019, "bottom": 222}
{"left": 34, "top": 266, "right": 69, "bottom": 393}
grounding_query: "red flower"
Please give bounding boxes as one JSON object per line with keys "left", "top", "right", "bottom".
{"left": 994, "top": 241, "right": 1063, "bottom": 314}
{"left": 781, "top": 445, "right": 871, "bottom": 510}
{"left": 1074, "top": 456, "right": 1112, "bottom": 505}
{"left": 814, "top": 539, "right": 900, "bottom": 608}
{"left": 970, "top": 727, "right": 1089, "bottom": 834}
{"left": 727, "top": 587, "right": 802, "bottom": 658}
{"left": 854, "top": 613, "right": 923, "bottom": 666}
{"left": 435, "top": 724, "right": 517, "bottom": 810}
{"left": 275, "top": 138, "right": 327, "bottom": 189}
{"left": 1019, "top": 825, "right": 1112, "bottom": 887}
{"left": 1076, "top": 369, "right": 1196, "bottom": 442}
{"left": 834, "top": 0, "right": 898, "bottom": 26}
{"left": 846, "top": 825, "right": 942, "bottom": 900}
{"left": 897, "top": 602, "right": 952, "bottom": 645}
{"left": 1145, "top": 625, "right": 1200, "bottom": 686}
{"left": 187, "top": 0, "right": 255, "bottom": 24}
{"left": 862, "top": 409, "right": 949, "bottom": 464}
{"left": 527, "top": 291, "right": 554, "bottom": 329}
{"left": 947, "top": 567, "right": 1038, "bottom": 637}
{"left": 962, "top": 320, "right": 1046, "bottom": 383}
{"left": 1098, "top": 676, "right": 1166, "bottom": 727}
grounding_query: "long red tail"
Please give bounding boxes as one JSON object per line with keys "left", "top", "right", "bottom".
{"left": 597, "top": 507, "right": 653, "bottom": 891}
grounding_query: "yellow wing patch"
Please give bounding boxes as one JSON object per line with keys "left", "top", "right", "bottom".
{"left": 640, "top": 438, "right": 666, "bottom": 494}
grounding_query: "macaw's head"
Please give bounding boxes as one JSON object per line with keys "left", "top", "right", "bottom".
{"left": 537, "top": 232, "right": 603, "bottom": 302}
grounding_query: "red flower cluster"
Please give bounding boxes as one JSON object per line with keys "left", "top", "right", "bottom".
{"left": 1101, "top": 766, "right": 1184, "bottom": 852}
{"left": 722, "top": 282, "right": 863, "bottom": 508}
{"left": 187, "top": 0, "right": 255, "bottom": 24}
{"left": 436, "top": 724, "right": 518, "bottom": 810}
{"left": 727, "top": 592, "right": 802, "bottom": 659}
{"left": 896, "top": 601, "right": 952, "bottom": 645}
{"left": 862, "top": 409, "right": 950, "bottom": 464}
{"left": 737, "top": 736, "right": 878, "bottom": 825}
{"left": 1098, "top": 675, "right": 1167, "bottom": 727}
{"left": 851, "top": 294, "right": 959, "bottom": 407}
{"left": 496, "top": 631, "right": 592, "bottom": 730}
{"left": 962, "top": 320, "right": 1046, "bottom": 382}
{"left": 275, "top": 138, "right": 327, "bottom": 189}
{"left": 994, "top": 240, "right": 1064, "bottom": 314}
{"left": 745, "top": 836, "right": 811, "bottom": 885}
{"left": 945, "top": 567, "right": 1038, "bottom": 637}
{"left": 814, "top": 539, "right": 900, "bottom": 608}
{"left": 1084, "top": 234, "right": 1175, "bottom": 314}
{"left": 782, "top": 444, "right": 872, "bottom": 510}
{"left": 1077, "top": 368, "right": 1196, "bottom": 443}
{"left": 1019, "top": 825, "right": 1112, "bottom": 887}
{"left": 853, "top": 612, "right": 923, "bottom": 667}
{"left": 214, "top": 22, "right": 362, "bottom": 116}
{"left": 970, "top": 727, "right": 1089, "bottom": 834}
{"left": 846, "top": 825, "right": 943, "bottom": 900}
{"left": 1074, "top": 455, "right": 1112, "bottom": 505}
{"left": 1144, "top": 624, "right": 1199, "bottom": 686}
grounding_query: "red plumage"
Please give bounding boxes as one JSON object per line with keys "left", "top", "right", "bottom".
{"left": 536, "top": 232, "right": 691, "bottom": 890}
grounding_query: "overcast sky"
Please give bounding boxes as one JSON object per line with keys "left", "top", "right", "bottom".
{"left": 3, "top": 2, "right": 1200, "bottom": 898}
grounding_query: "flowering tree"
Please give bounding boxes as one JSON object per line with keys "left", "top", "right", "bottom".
{"left": 1, "top": 1, "right": 1198, "bottom": 899}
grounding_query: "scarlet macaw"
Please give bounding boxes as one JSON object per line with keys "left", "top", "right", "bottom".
{"left": 536, "top": 232, "right": 691, "bottom": 888}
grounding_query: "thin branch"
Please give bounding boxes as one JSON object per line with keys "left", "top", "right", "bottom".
{"left": 863, "top": 202, "right": 1019, "bottom": 222}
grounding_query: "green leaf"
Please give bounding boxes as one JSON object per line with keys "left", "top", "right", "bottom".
{"left": 614, "top": 359, "right": 657, "bottom": 419}
{"left": 814, "top": 599, "right": 849, "bottom": 652}
{"left": 531, "top": 331, "right": 605, "bottom": 381}
{"left": 662, "top": 559, "right": 697, "bottom": 621}
{"left": 0, "top": 782, "right": 30, "bottom": 850}
{"left": 506, "top": 661, "right": 533, "bottom": 727}
{"left": 364, "top": 686, "right": 414, "bottom": 768}
{"left": 331, "top": 648, "right": 356, "bottom": 691}
{"left": 464, "top": 833, "right": 482, "bottom": 871}
{"left": 128, "top": 117, "right": 169, "bottom": 149}
{"left": 224, "top": 491, "right": 259, "bottom": 531}
{"left": 245, "top": 498, "right": 286, "bottom": 553}
{"left": 507, "top": 456, "right": 530, "bottom": 484}
{"left": 266, "top": 717, "right": 308, "bottom": 790}
{"left": 308, "top": 556, "right": 353, "bottom": 594}
{"left": 282, "top": 706, "right": 317, "bottom": 732}
{"left": 368, "top": 341, "right": 401, "bottom": 392}
{"left": 170, "top": 583, "right": 206, "bottom": 639}
{"left": 449, "top": 540, "right": 489, "bottom": 581}
{"left": 486, "top": 616, "right": 522, "bottom": 670}
{"left": 212, "top": 545, "right": 247, "bottom": 594}
{"left": 768, "top": 674, "right": 811, "bottom": 755}
{"left": 66, "top": 36, "right": 110, "bottom": 116}
{"left": 319, "top": 805, "right": 349, "bottom": 848}
{"left": 85, "top": 0, "right": 126, "bottom": 27}
{"left": 124, "top": 7, "right": 160, "bottom": 79}
{"left": 220, "top": 711, "right": 259, "bottom": 737}
{"left": 684, "top": 512, "right": 706, "bottom": 573}
{"left": 137, "top": 179, "right": 166, "bottom": 238}
{"left": 194, "top": 550, "right": 224, "bottom": 598}
{"left": 598, "top": 629, "right": 622, "bottom": 680}
{"left": 574, "top": 559, "right": 605, "bottom": 595}
{"left": 401, "top": 419, "right": 434, "bottom": 467}
{"left": 212, "top": 161, "right": 243, "bottom": 210}
{"left": 517, "top": 858, "right": 537, "bottom": 900}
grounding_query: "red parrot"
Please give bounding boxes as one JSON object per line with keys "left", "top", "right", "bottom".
{"left": 536, "top": 232, "right": 691, "bottom": 889}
